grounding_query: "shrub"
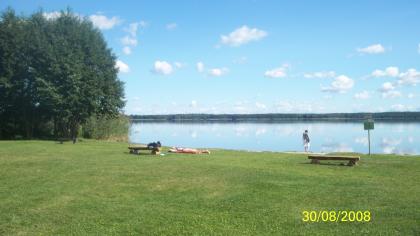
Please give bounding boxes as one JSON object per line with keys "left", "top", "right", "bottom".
{"left": 82, "top": 115, "right": 129, "bottom": 141}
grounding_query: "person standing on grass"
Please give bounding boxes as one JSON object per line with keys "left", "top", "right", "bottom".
{"left": 302, "top": 130, "right": 310, "bottom": 152}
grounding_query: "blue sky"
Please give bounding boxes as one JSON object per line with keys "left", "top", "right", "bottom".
{"left": 2, "top": 0, "right": 420, "bottom": 114}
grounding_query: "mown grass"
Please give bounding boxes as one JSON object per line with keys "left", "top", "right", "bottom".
{"left": 0, "top": 140, "right": 419, "bottom": 235}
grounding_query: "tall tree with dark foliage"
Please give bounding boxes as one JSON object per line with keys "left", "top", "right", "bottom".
{"left": 0, "top": 8, "right": 125, "bottom": 141}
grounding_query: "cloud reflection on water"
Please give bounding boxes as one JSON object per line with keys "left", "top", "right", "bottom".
{"left": 129, "top": 122, "right": 420, "bottom": 154}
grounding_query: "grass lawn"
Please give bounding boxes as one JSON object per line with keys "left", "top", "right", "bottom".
{"left": 0, "top": 140, "right": 419, "bottom": 235}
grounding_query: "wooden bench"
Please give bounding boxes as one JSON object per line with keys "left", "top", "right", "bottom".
{"left": 128, "top": 145, "right": 161, "bottom": 155}
{"left": 308, "top": 155, "right": 360, "bottom": 166}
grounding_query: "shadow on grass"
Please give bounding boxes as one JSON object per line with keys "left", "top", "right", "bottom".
{"left": 300, "top": 162, "right": 355, "bottom": 167}
{"left": 125, "top": 151, "right": 160, "bottom": 156}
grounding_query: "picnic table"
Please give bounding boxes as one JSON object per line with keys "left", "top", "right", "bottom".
{"left": 308, "top": 155, "right": 360, "bottom": 166}
{"left": 128, "top": 145, "right": 161, "bottom": 155}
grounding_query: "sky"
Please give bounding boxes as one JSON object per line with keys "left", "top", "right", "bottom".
{"left": 1, "top": 0, "right": 420, "bottom": 114}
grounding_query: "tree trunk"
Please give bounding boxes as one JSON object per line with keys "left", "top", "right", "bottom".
{"left": 69, "top": 118, "right": 79, "bottom": 144}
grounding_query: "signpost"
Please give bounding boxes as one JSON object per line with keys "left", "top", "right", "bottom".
{"left": 364, "top": 119, "right": 374, "bottom": 156}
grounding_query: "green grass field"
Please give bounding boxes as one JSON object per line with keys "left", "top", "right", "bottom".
{"left": 0, "top": 140, "right": 419, "bottom": 235}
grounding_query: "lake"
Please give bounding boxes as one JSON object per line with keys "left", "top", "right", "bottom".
{"left": 129, "top": 122, "right": 420, "bottom": 155}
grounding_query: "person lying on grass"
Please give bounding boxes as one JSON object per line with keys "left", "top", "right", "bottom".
{"left": 169, "top": 147, "right": 210, "bottom": 154}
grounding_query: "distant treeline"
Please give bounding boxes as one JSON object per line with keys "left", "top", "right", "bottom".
{"left": 130, "top": 112, "right": 420, "bottom": 122}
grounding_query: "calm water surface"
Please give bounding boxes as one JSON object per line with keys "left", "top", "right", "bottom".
{"left": 129, "top": 122, "right": 420, "bottom": 155}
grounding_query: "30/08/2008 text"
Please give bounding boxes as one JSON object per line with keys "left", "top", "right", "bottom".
{"left": 302, "top": 210, "right": 371, "bottom": 222}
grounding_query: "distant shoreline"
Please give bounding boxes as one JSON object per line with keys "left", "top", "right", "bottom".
{"left": 129, "top": 112, "right": 420, "bottom": 122}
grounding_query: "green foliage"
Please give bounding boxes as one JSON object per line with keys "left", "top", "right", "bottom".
{"left": 0, "top": 140, "right": 419, "bottom": 235}
{"left": 0, "top": 8, "right": 125, "bottom": 140}
{"left": 82, "top": 115, "right": 129, "bottom": 141}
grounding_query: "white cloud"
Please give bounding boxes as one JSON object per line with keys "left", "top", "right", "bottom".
{"left": 166, "top": 23, "right": 177, "bottom": 30}
{"left": 371, "top": 69, "right": 386, "bottom": 77}
{"left": 174, "top": 62, "right": 184, "bottom": 68}
{"left": 381, "top": 137, "right": 402, "bottom": 154}
{"left": 408, "top": 137, "right": 414, "bottom": 143}
{"left": 208, "top": 68, "right": 228, "bottom": 77}
{"left": 321, "top": 143, "right": 353, "bottom": 153}
{"left": 190, "top": 100, "right": 197, "bottom": 108}
{"left": 357, "top": 44, "right": 386, "bottom": 54}
{"left": 115, "top": 60, "right": 130, "bottom": 73}
{"left": 369, "top": 67, "right": 420, "bottom": 87}
{"left": 371, "top": 66, "right": 399, "bottom": 77}
{"left": 408, "top": 93, "right": 415, "bottom": 99}
{"left": 379, "top": 82, "right": 401, "bottom": 98}
{"left": 235, "top": 126, "right": 250, "bottom": 136}
{"left": 221, "top": 25, "right": 267, "bottom": 47}
{"left": 354, "top": 91, "right": 370, "bottom": 99}
{"left": 89, "top": 14, "right": 121, "bottom": 30}
{"left": 121, "top": 36, "right": 138, "bottom": 46}
{"left": 121, "top": 21, "right": 146, "bottom": 55}
{"left": 124, "top": 22, "right": 140, "bottom": 37}
{"left": 355, "top": 137, "right": 368, "bottom": 146}
{"left": 255, "top": 102, "right": 266, "bottom": 109}
{"left": 43, "top": 11, "right": 61, "bottom": 20}
{"left": 386, "top": 67, "right": 400, "bottom": 77}
{"left": 153, "top": 61, "right": 173, "bottom": 75}
{"left": 122, "top": 46, "right": 131, "bottom": 55}
{"left": 391, "top": 104, "right": 413, "bottom": 111}
{"left": 304, "top": 71, "right": 336, "bottom": 79}
{"left": 380, "top": 82, "right": 395, "bottom": 92}
{"left": 397, "top": 68, "right": 420, "bottom": 86}
{"left": 274, "top": 101, "right": 325, "bottom": 113}
{"left": 124, "top": 21, "right": 148, "bottom": 37}
{"left": 321, "top": 75, "right": 354, "bottom": 93}
{"left": 264, "top": 64, "right": 289, "bottom": 78}
{"left": 196, "top": 62, "right": 204, "bottom": 73}
{"left": 139, "top": 21, "right": 148, "bottom": 28}
{"left": 190, "top": 131, "right": 198, "bottom": 139}
{"left": 382, "top": 90, "right": 401, "bottom": 98}
{"left": 233, "top": 56, "right": 248, "bottom": 64}
{"left": 43, "top": 11, "right": 83, "bottom": 20}
{"left": 255, "top": 127, "right": 267, "bottom": 136}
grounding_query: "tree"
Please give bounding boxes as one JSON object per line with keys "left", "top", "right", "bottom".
{"left": 0, "top": 8, "right": 125, "bottom": 141}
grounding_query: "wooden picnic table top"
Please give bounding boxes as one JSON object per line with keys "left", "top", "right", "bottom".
{"left": 308, "top": 155, "right": 360, "bottom": 161}
{"left": 128, "top": 145, "right": 160, "bottom": 150}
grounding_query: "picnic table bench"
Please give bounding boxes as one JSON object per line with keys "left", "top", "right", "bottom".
{"left": 128, "top": 145, "right": 161, "bottom": 155}
{"left": 308, "top": 155, "right": 360, "bottom": 166}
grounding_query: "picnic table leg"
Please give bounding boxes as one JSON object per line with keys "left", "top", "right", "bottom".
{"left": 347, "top": 160, "right": 356, "bottom": 166}
{"left": 151, "top": 148, "right": 160, "bottom": 155}
{"left": 311, "top": 159, "right": 320, "bottom": 164}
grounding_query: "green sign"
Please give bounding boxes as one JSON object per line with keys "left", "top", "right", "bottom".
{"left": 364, "top": 120, "right": 374, "bottom": 130}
